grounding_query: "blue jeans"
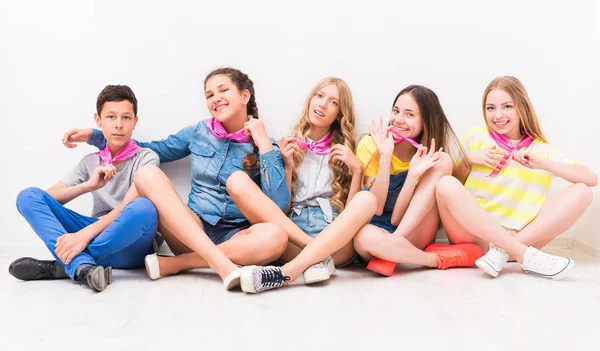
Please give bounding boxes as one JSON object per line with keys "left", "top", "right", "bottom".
{"left": 16, "top": 187, "right": 158, "bottom": 280}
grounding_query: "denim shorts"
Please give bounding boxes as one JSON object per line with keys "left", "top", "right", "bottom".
{"left": 200, "top": 218, "right": 252, "bottom": 245}
{"left": 289, "top": 206, "right": 338, "bottom": 238}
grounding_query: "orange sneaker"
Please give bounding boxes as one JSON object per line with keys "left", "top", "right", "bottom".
{"left": 367, "top": 257, "right": 396, "bottom": 276}
{"left": 424, "top": 243, "right": 484, "bottom": 270}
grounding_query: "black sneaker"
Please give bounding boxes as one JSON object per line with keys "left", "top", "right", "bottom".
{"left": 9, "top": 257, "right": 68, "bottom": 281}
{"left": 240, "top": 266, "right": 290, "bottom": 293}
{"left": 75, "top": 265, "right": 113, "bottom": 292}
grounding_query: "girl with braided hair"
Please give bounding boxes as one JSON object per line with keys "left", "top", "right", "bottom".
{"left": 61, "top": 67, "right": 290, "bottom": 290}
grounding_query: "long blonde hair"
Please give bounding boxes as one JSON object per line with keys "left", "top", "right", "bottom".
{"left": 483, "top": 76, "right": 548, "bottom": 143}
{"left": 291, "top": 77, "right": 356, "bottom": 212}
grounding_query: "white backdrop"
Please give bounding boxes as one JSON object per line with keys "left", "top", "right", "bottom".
{"left": 1, "top": 0, "right": 598, "bottom": 252}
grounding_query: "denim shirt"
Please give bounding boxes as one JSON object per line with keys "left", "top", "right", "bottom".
{"left": 88, "top": 120, "right": 290, "bottom": 225}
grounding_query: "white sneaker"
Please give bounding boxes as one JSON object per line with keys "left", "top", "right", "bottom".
{"left": 475, "top": 244, "right": 509, "bottom": 278}
{"left": 144, "top": 254, "right": 161, "bottom": 280}
{"left": 223, "top": 268, "right": 242, "bottom": 290}
{"left": 520, "top": 247, "right": 576, "bottom": 280}
{"left": 240, "top": 266, "right": 290, "bottom": 293}
{"left": 302, "top": 256, "right": 335, "bottom": 284}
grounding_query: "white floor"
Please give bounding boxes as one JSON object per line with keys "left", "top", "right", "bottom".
{"left": 1, "top": 244, "right": 599, "bottom": 351}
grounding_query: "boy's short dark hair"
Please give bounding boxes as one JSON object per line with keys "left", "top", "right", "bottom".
{"left": 96, "top": 85, "right": 138, "bottom": 116}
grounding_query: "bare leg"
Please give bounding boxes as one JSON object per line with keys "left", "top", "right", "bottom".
{"left": 350, "top": 155, "right": 449, "bottom": 269}
{"left": 281, "top": 191, "right": 377, "bottom": 281}
{"left": 514, "top": 183, "right": 593, "bottom": 247}
{"left": 435, "top": 175, "right": 528, "bottom": 262}
{"left": 134, "top": 165, "right": 238, "bottom": 280}
{"left": 353, "top": 224, "right": 439, "bottom": 268}
{"left": 156, "top": 223, "right": 287, "bottom": 276}
{"left": 227, "top": 171, "right": 312, "bottom": 248}
{"left": 394, "top": 153, "right": 452, "bottom": 238}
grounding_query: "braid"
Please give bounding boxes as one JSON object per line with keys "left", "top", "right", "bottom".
{"left": 243, "top": 90, "right": 260, "bottom": 171}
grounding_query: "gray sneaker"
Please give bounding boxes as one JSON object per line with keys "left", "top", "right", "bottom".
{"left": 302, "top": 256, "right": 335, "bottom": 284}
{"left": 240, "top": 266, "right": 290, "bottom": 293}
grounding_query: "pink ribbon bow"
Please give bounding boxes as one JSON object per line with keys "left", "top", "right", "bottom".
{"left": 390, "top": 128, "right": 421, "bottom": 149}
{"left": 206, "top": 117, "right": 252, "bottom": 143}
{"left": 96, "top": 139, "right": 141, "bottom": 166}
{"left": 296, "top": 133, "right": 331, "bottom": 155}
{"left": 488, "top": 130, "right": 534, "bottom": 177}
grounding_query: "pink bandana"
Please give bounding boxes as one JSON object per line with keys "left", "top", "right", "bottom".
{"left": 488, "top": 130, "right": 534, "bottom": 177}
{"left": 391, "top": 129, "right": 421, "bottom": 149}
{"left": 206, "top": 117, "right": 252, "bottom": 143}
{"left": 96, "top": 139, "right": 141, "bottom": 166}
{"left": 296, "top": 133, "right": 331, "bottom": 155}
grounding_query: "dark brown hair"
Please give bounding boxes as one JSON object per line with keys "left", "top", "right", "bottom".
{"left": 96, "top": 85, "right": 138, "bottom": 116}
{"left": 204, "top": 68, "right": 259, "bottom": 172}
{"left": 392, "top": 85, "right": 469, "bottom": 181}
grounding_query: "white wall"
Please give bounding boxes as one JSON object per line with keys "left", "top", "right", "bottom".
{"left": 1, "top": 0, "right": 598, "bottom": 252}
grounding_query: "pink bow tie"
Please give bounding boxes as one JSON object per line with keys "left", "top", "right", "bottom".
{"left": 296, "top": 133, "right": 331, "bottom": 155}
{"left": 96, "top": 139, "right": 141, "bottom": 166}
{"left": 206, "top": 117, "right": 252, "bottom": 143}
{"left": 488, "top": 130, "right": 534, "bottom": 177}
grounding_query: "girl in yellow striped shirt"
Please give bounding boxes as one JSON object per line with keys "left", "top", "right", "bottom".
{"left": 436, "top": 76, "right": 597, "bottom": 279}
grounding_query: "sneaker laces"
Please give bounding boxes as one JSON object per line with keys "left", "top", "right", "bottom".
{"left": 485, "top": 246, "right": 508, "bottom": 265}
{"left": 440, "top": 250, "right": 466, "bottom": 267}
{"left": 253, "top": 267, "right": 290, "bottom": 292}
{"left": 528, "top": 250, "right": 558, "bottom": 270}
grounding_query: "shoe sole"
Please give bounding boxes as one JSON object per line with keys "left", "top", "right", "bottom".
{"left": 522, "top": 258, "right": 576, "bottom": 280}
{"left": 367, "top": 258, "right": 396, "bottom": 276}
{"left": 303, "top": 268, "right": 330, "bottom": 285}
{"left": 475, "top": 258, "right": 500, "bottom": 278}
{"left": 87, "top": 266, "right": 110, "bottom": 292}
{"left": 105, "top": 266, "right": 112, "bottom": 285}
{"left": 240, "top": 266, "right": 258, "bottom": 293}
{"left": 327, "top": 258, "right": 336, "bottom": 276}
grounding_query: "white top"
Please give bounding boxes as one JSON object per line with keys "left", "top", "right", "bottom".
{"left": 290, "top": 147, "right": 335, "bottom": 222}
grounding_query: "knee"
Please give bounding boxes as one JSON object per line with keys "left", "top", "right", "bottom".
{"left": 571, "top": 183, "right": 594, "bottom": 208}
{"left": 16, "top": 187, "right": 46, "bottom": 213}
{"left": 126, "top": 197, "right": 158, "bottom": 230}
{"left": 435, "top": 175, "right": 461, "bottom": 200}
{"left": 133, "top": 165, "right": 162, "bottom": 193}
{"left": 261, "top": 224, "right": 288, "bottom": 256}
{"left": 128, "top": 197, "right": 157, "bottom": 218}
{"left": 353, "top": 225, "right": 377, "bottom": 250}
{"left": 226, "top": 171, "right": 253, "bottom": 198}
{"left": 350, "top": 191, "right": 378, "bottom": 216}
{"left": 434, "top": 152, "right": 454, "bottom": 175}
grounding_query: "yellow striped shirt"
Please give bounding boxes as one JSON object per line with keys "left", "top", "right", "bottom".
{"left": 462, "top": 126, "right": 576, "bottom": 230}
